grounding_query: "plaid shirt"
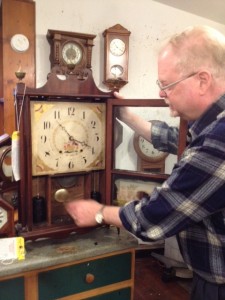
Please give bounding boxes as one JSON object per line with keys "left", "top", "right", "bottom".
{"left": 120, "top": 95, "right": 225, "bottom": 284}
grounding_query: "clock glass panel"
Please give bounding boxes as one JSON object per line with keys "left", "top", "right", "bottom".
{"left": 114, "top": 105, "right": 179, "bottom": 175}
{"left": 31, "top": 101, "right": 106, "bottom": 176}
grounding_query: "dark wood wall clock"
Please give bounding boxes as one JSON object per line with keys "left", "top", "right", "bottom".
{"left": 0, "top": 0, "right": 36, "bottom": 135}
{"left": 103, "top": 24, "right": 131, "bottom": 91}
{"left": 47, "top": 29, "right": 96, "bottom": 77}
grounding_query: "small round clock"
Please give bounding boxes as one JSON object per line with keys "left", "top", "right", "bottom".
{"left": 61, "top": 42, "right": 83, "bottom": 65}
{"left": 10, "top": 34, "right": 29, "bottom": 53}
{"left": 133, "top": 133, "right": 168, "bottom": 162}
{"left": 110, "top": 38, "right": 126, "bottom": 56}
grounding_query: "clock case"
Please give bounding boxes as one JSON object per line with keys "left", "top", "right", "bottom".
{"left": 0, "top": 133, "right": 16, "bottom": 237}
{"left": 15, "top": 70, "right": 113, "bottom": 240}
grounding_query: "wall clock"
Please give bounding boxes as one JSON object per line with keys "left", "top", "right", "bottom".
{"left": 133, "top": 126, "right": 168, "bottom": 173}
{"left": 15, "top": 67, "right": 112, "bottom": 240}
{"left": 10, "top": 34, "right": 29, "bottom": 53}
{"left": 103, "top": 24, "right": 131, "bottom": 91}
{"left": 47, "top": 29, "right": 96, "bottom": 76}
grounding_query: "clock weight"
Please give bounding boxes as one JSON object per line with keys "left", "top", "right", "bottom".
{"left": 32, "top": 194, "right": 46, "bottom": 224}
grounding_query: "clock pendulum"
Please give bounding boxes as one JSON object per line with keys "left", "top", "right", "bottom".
{"left": 90, "top": 172, "right": 101, "bottom": 202}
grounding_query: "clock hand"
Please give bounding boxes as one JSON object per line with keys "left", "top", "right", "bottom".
{"left": 57, "top": 122, "right": 90, "bottom": 148}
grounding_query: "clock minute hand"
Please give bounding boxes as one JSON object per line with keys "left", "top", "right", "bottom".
{"left": 57, "top": 122, "right": 90, "bottom": 148}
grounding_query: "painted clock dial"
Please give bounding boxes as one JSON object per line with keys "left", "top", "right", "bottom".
{"left": 31, "top": 101, "right": 106, "bottom": 176}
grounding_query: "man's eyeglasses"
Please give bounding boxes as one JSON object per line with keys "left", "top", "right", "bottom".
{"left": 156, "top": 72, "right": 197, "bottom": 92}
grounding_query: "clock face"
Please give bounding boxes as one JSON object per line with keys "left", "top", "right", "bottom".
{"left": 30, "top": 101, "right": 106, "bottom": 175}
{"left": 110, "top": 65, "right": 124, "bottom": 77}
{"left": 110, "top": 38, "right": 126, "bottom": 56}
{"left": 134, "top": 135, "right": 168, "bottom": 162}
{"left": 0, "top": 146, "right": 12, "bottom": 181}
{"left": 62, "top": 42, "right": 83, "bottom": 65}
{"left": 0, "top": 207, "right": 7, "bottom": 229}
{"left": 10, "top": 34, "right": 29, "bottom": 52}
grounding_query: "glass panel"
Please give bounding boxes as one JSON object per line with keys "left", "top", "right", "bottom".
{"left": 114, "top": 106, "right": 180, "bottom": 175}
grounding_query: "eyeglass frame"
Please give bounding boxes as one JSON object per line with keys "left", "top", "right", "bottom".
{"left": 156, "top": 72, "right": 198, "bottom": 92}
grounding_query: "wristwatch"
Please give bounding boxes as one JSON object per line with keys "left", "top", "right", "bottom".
{"left": 95, "top": 205, "right": 105, "bottom": 224}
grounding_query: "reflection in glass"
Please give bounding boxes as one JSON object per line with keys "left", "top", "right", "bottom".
{"left": 114, "top": 106, "right": 179, "bottom": 175}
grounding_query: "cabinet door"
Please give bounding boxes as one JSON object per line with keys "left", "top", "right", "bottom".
{"left": 0, "top": 277, "right": 25, "bottom": 300}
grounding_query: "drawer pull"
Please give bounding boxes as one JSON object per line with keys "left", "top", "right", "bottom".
{"left": 85, "top": 273, "right": 95, "bottom": 283}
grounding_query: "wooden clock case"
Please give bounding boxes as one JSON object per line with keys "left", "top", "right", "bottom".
{"left": 15, "top": 69, "right": 114, "bottom": 240}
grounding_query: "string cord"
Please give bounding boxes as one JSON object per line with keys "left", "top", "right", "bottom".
{"left": 14, "top": 84, "right": 27, "bottom": 131}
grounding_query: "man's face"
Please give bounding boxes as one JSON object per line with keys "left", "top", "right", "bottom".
{"left": 157, "top": 46, "right": 199, "bottom": 120}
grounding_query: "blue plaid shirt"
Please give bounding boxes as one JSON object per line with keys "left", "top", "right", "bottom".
{"left": 120, "top": 95, "right": 225, "bottom": 284}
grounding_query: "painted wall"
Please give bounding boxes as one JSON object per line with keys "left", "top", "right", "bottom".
{"left": 35, "top": 0, "right": 225, "bottom": 98}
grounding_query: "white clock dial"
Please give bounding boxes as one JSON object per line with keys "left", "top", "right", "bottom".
{"left": 110, "top": 38, "right": 125, "bottom": 56}
{"left": 10, "top": 34, "right": 29, "bottom": 52}
{"left": 62, "top": 42, "right": 82, "bottom": 65}
{"left": 31, "top": 101, "right": 106, "bottom": 175}
{"left": 110, "top": 65, "right": 124, "bottom": 77}
{"left": 139, "top": 137, "right": 162, "bottom": 157}
{"left": 0, "top": 146, "right": 12, "bottom": 181}
{"left": 0, "top": 207, "right": 7, "bottom": 229}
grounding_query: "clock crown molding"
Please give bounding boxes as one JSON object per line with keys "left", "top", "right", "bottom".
{"left": 103, "top": 24, "right": 131, "bottom": 36}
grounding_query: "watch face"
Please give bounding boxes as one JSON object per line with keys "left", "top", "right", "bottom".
{"left": 30, "top": 101, "right": 106, "bottom": 175}
{"left": 62, "top": 42, "right": 83, "bottom": 65}
{"left": 110, "top": 38, "right": 125, "bottom": 56}
{"left": 110, "top": 65, "right": 124, "bottom": 77}
{"left": 10, "top": 34, "right": 29, "bottom": 52}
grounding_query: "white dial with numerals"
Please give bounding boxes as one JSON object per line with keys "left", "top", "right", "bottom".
{"left": 62, "top": 42, "right": 82, "bottom": 65}
{"left": 31, "top": 101, "right": 106, "bottom": 175}
{"left": 10, "top": 34, "right": 29, "bottom": 52}
{"left": 110, "top": 38, "right": 125, "bottom": 56}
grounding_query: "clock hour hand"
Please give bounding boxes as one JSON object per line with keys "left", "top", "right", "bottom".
{"left": 57, "top": 122, "right": 90, "bottom": 148}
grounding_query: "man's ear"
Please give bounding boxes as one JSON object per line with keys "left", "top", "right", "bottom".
{"left": 198, "top": 71, "right": 212, "bottom": 95}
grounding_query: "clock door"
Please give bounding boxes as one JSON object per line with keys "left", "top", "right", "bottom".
{"left": 105, "top": 98, "right": 188, "bottom": 207}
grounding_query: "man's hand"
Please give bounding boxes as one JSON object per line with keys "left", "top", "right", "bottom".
{"left": 65, "top": 199, "right": 102, "bottom": 227}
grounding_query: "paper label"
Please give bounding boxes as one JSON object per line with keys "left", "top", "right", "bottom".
{"left": 0, "top": 237, "right": 25, "bottom": 261}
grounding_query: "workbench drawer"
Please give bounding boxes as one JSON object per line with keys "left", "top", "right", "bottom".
{"left": 0, "top": 277, "right": 24, "bottom": 300}
{"left": 38, "top": 252, "right": 132, "bottom": 300}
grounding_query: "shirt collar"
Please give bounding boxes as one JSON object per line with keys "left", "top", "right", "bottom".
{"left": 188, "top": 94, "right": 225, "bottom": 141}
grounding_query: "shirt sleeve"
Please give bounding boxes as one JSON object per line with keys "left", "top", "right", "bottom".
{"left": 151, "top": 120, "right": 179, "bottom": 155}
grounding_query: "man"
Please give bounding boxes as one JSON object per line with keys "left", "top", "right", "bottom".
{"left": 65, "top": 26, "right": 225, "bottom": 299}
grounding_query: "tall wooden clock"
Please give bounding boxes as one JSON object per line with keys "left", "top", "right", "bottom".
{"left": 0, "top": 0, "right": 36, "bottom": 135}
{"left": 47, "top": 29, "right": 96, "bottom": 77}
{"left": 103, "top": 24, "right": 131, "bottom": 91}
{"left": 14, "top": 29, "right": 113, "bottom": 240}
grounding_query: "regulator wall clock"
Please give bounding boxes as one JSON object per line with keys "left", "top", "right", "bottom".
{"left": 103, "top": 24, "right": 131, "bottom": 91}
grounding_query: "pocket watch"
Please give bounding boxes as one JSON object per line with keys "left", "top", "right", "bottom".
{"left": 62, "top": 42, "right": 83, "bottom": 65}
{"left": 31, "top": 101, "right": 106, "bottom": 176}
